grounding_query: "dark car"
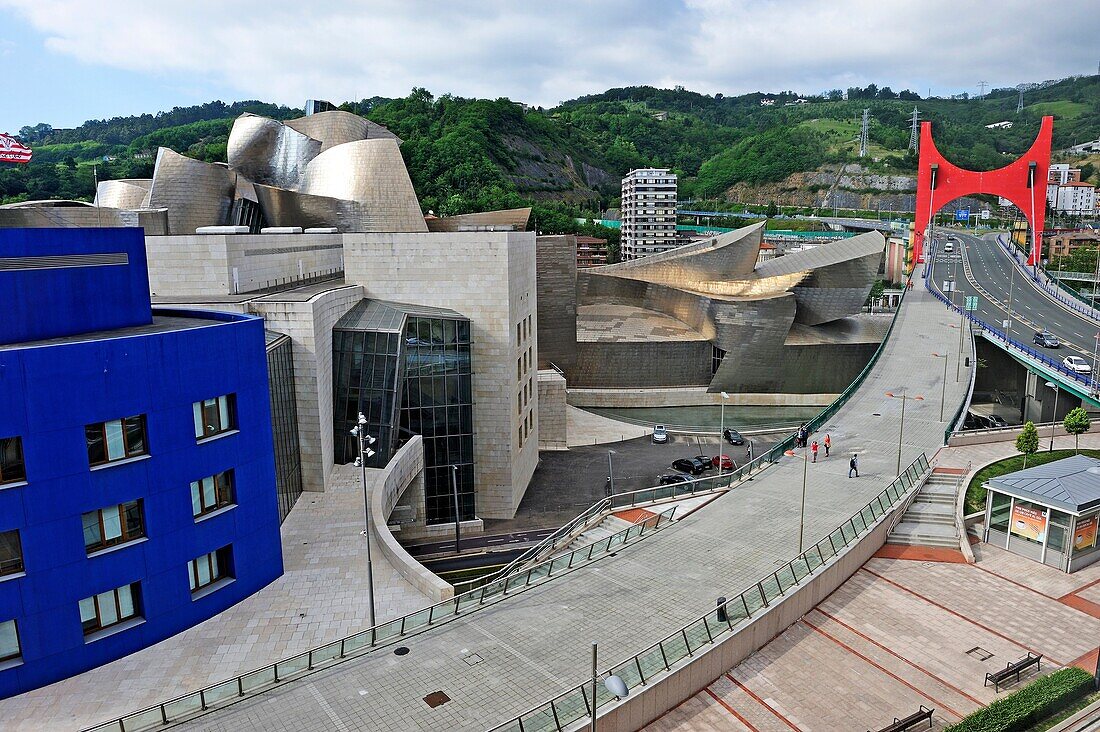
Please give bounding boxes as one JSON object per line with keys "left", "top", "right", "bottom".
{"left": 1033, "top": 331, "right": 1060, "bottom": 348}
{"left": 672, "top": 457, "right": 708, "bottom": 475}
{"left": 657, "top": 473, "right": 691, "bottom": 486}
{"left": 723, "top": 428, "right": 745, "bottom": 445}
{"left": 693, "top": 455, "right": 714, "bottom": 470}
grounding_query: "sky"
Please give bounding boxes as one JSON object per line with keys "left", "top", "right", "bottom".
{"left": 1, "top": 0, "right": 1098, "bottom": 134}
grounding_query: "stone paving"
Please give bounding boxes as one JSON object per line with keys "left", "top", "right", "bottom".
{"left": 0, "top": 466, "right": 433, "bottom": 732}
{"left": 649, "top": 548, "right": 1100, "bottom": 732}
{"left": 159, "top": 287, "right": 971, "bottom": 731}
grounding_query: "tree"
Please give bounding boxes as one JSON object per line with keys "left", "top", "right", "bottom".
{"left": 765, "top": 201, "right": 779, "bottom": 218}
{"left": 1063, "top": 407, "right": 1091, "bottom": 453}
{"left": 1016, "top": 421, "right": 1039, "bottom": 468}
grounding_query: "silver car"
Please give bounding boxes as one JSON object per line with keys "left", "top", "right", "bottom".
{"left": 652, "top": 424, "right": 669, "bottom": 444}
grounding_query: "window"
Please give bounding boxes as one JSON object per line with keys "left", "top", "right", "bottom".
{"left": 0, "top": 437, "right": 25, "bottom": 485}
{"left": 0, "top": 530, "right": 22, "bottom": 577}
{"left": 86, "top": 416, "right": 147, "bottom": 466}
{"left": 82, "top": 500, "right": 144, "bottom": 554}
{"left": 193, "top": 394, "right": 236, "bottom": 440}
{"left": 79, "top": 582, "right": 140, "bottom": 635}
{"left": 190, "top": 471, "right": 235, "bottom": 518}
{"left": 0, "top": 620, "right": 19, "bottom": 662}
{"left": 188, "top": 546, "right": 233, "bottom": 593}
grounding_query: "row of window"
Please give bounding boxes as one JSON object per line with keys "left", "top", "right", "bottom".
{"left": 518, "top": 409, "right": 536, "bottom": 449}
{"left": 0, "top": 394, "right": 236, "bottom": 485}
{"left": 0, "top": 470, "right": 235, "bottom": 578}
{"left": 515, "top": 314, "right": 532, "bottom": 346}
{"left": 1, "top": 546, "right": 233, "bottom": 663}
{"left": 516, "top": 346, "right": 534, "bottom": 382}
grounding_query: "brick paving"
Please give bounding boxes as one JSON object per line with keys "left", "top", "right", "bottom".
{"left": 138, "top": 288, "right": 972, "bottom": 731}
{"left": 0, "top": 466, "right": 433, "bottom": 731}
{"left": 649, "top": 552, "right": 1100, "bottom": 732}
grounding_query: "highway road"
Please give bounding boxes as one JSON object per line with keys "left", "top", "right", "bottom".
{"left": 927, "top": 230, "right": 1100, "bottom": 369}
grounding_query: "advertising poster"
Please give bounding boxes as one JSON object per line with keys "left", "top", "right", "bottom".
{"left": 1074, "top": 515, "right": 1097, "bottom": 551}
{"left": 1010, "top": 503, "right": 1047, "bottom": 542}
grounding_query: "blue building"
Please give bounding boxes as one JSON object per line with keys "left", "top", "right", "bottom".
{"left": 0, "top": 228, "right": 283, "bottom": 698}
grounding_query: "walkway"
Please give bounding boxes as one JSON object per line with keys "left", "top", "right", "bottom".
{"left": 159, "top": 287, "right": 969, "bottom": 732}
{"left": 0, "top": 466, "right": 433, "bottom": 732}
{"left": 646, "top": 546, "right": 1100, "bottom": 732}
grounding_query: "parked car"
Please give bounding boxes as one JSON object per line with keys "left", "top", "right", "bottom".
{"left": 657, "top": 473, "right": 690, "bottom": 486}
{"left": 723, "top": 428, "right": 745, "bottom": 445}
{"left": 1033, "top": 331, "right": 1060, "bottom": 348}
{"left": 672, "top": 457, "right": 708, "bottom": 475}
{"left": 693, "top": 454, "right": 714, "bottom": 470}
{"left": 1063, "top": 356, "right": 1092, "bottom": 374}
{"left": 652, "top": 424, "right": 669, "bottom": 444}
{"left": 943, "top": 242, "right": 954, "bottom": 253}
{"left": 712, "top": 454, "right": 734, "bottom": 470}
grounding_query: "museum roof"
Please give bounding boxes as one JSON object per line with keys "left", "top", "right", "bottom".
{"left": 335, "top": 299, "right": 467, "bottom": 332}
{"left": 0, "top": 315, "right": 232, "bottom": 352}
{"left": 576, "top": 304, "right": 707, "bottom": 343}
{"left": 986, "top": 454, "right": 1100, "bottom": 514}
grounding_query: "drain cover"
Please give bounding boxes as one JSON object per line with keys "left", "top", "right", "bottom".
{"left": 966, "top": 646, "right": 994, "bottom": 662}
{"left": 424, "top": 690, "right": 451, "bottom": 708}
{"left": 394, "top": 646, "right": 410, "bottom": 656}
{"left": 462, "top": 653, "right": 484, "bottom": 667}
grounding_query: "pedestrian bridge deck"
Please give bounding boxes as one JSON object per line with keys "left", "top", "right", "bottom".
{"left": 163, "top": 289, "right": 970, "bottom": 732}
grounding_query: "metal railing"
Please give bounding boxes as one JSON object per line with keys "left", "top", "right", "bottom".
{"left": 83, "top": 507, "right": 678, "bottom": 732}
{"left": 488, "top": 454, "right": 931, "bottom": 732}
{"left": 995, "top": 234, "right": 1100, "bottom": 322}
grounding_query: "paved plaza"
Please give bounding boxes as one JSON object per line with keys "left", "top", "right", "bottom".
{"left": 647, "top": 545, "right": 1100, "bottom": 732}
{"left": 0, "top": 467, "right": 434, "bottom": 731}
{"left": 147, "top": 287, "right": 970, "bottom": 731}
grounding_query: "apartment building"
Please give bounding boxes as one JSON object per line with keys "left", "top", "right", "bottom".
{"left": 620, "top": 168, "right": 678, "bottom": 260}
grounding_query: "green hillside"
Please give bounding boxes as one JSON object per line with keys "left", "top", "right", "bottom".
{"left": 2, "top": 76, "right": 1098, "bottom": 220}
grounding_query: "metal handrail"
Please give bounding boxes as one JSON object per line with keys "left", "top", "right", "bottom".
{"left": 489, "top": 454, "right": 932, "bottom": 732}
{"left": 83, "top": 506, "right": 680, "bottom": 732}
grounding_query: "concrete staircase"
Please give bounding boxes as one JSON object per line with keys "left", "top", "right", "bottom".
{"left": 887, "top": 471, "right": 962, "bottom": 549}
{"left": 566, "top": 515, "right": 634, "bottom": 552}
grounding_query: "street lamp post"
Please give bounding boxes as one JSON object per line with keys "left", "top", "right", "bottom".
{"left": 886, "top": 391, "right": 924, "bottom": 476}
{"left": 1045, "top": 382, "right": 1060, "bottom": 452}
{"left": 607, "top": 450, "right": 615, "bottom": 497}
{"left": 350, "top": 413, "right": 377, "bottom": 628}
{"left": 450, "top": 464, "right": 461, "bottom": 553}
{"left": 719, "top": 391, "right": 730, "bottom": 479}
{"left": 783, "top": 449, "right": 809, "bottom": 554}
{"left": 931, "top": 353, "right": 948, "bottom": 422}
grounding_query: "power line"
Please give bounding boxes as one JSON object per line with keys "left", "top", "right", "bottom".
{"left": 1016, "top": 84, "right": 1025, "bottom": 114}
{"left": 908, "top": 107, "right": 921, "bottom": 152}
{"left": 859, "top": 108, "right": 870, "bottom": 158}
{"left": 977, "top": 80, "right": 988, "bottom": 99}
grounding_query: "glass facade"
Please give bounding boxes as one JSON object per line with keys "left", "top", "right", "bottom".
{"left": 266, "top": 336, "right": 303, "bottom": 522}
{"left": 333, "top": 301, "right": 475, "bottom": 524}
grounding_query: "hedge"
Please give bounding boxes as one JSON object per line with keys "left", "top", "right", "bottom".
{"left": 944, "top": 667, "right": 1094, "bottom": 732}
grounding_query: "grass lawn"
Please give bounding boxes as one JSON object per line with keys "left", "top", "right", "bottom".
{"left": 1026, "top": 100, "right": 1091, "bottom": 120}
{"left": 965, "top": 449, "right": 1100, "bottom": 515}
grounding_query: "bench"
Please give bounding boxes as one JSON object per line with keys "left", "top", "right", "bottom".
{"left": 985, "top": 652, "right": 1042, "bottom": 692}
{"left": 869, "top": 705, "right": 934, "bottom": 732}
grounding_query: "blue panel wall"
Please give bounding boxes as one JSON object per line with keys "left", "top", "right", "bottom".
{"left": 0, "top": 228, "right": 152, "bottom": 346}
{"left": 0, "top": 307, "right": 282, "bottom": 698}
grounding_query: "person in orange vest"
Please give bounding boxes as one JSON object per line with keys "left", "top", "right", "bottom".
{"left": 823, "top": 434, "right": 831, "bottom": 457}
{"left": 810, "top": 440, "right": 819, "bottom": 463}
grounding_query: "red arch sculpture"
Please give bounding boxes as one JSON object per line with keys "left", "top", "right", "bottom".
{"left": 913, "top": 115, "right": 1052, "bottom": 267}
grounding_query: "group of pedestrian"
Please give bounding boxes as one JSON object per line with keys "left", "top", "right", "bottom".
{"left": 794, "top": 423, "right": 858, "bottom": 477}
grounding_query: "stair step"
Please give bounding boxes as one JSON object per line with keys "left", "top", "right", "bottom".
{"left": 887, "top": 535, "right": 961, "bottom": 548}
{"left": 915, "top": 494, "right": 956, "bottom": 505}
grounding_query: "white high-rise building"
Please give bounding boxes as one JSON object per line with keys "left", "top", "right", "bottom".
{"left": 1054, "top": 183, "right": 1097, "bottom": 216}
{"left": 621, "top": 168, "right": 678, "bottom": 260}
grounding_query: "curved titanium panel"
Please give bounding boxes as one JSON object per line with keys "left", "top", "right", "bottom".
{"left": 285, "top": 110, "right": 400, "bottom": 151}
{"left": 299, "top": 139, "right": 426, "bottom": 233}
{"left": 426, "top": 207, "right": 531, "bottom": 232}
{"left": 227, "top": 114, "right": 322, "bottom": 190}
{"left": 94, "top": 179, "right": 152, "bottom": 209}
{"left": 253, "top": 183, "right": 366, "bottom": 232}
{"left": 592, "top": 221, "right": 764, "bottom": 282}
{"left": 146, "top": 148, "right": 236, "bottom": 235}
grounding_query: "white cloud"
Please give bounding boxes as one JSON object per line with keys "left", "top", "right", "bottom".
{"left": 1, "top": 0, "right": 1097, "bottom": 107}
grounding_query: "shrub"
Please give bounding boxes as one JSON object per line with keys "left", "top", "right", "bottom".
{"left": 943, "top": 667, "right": 1093, "bottom": 732}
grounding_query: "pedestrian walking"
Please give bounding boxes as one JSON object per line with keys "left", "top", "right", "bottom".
{"left": 848, "top": 454, "right": 859, "bottom": 478}
{"left": 810, "top": 440, "right": 819, "bottom": 463}
{"left": 823, "top": 434, "right": 831, "bottom": 457}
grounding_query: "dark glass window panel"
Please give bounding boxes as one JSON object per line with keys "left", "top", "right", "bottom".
{"left": 0, "top": 530, "right": 23, "bottom": 576}
{"left": 457, "top": 321, "right": 470, "bottom": 343}
{"left": 84, "top": 499, "right": 145, "bottom": 553}
{"left": 123, "top": 416, "right": 146, "bottom": 455}
{"left": 85, "top": 425, "right": 106, "bottom": 466}
{"left": 0, "top": 437, "right": 26, "bottom": 484}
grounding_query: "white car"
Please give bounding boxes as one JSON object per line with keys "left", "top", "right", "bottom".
{"left": 1063, "top": 356, "right": 1092, "bottom": 374}
{"left": 652, "top": 424, "right": 669, "bottom": 444}
{"left": 943, "top": 242, "right": 954, "bottom": 253}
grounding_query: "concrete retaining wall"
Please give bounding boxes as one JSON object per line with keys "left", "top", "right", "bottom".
{"left": 591, "top": 482, "right": 914, "bottom": 731}
{"left": 369, "top": 436, "right": 454, "bottom": 602}
{"left": 567, "top": 387, "right": 836, "bottom": 408}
